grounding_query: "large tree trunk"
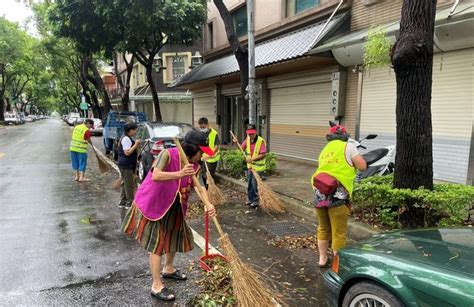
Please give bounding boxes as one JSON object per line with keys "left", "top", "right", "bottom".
{"left": 114, "top": 53, "right": 135, "bottom": 112}
{"left": 82, "top": 56, "right": 112, "bottom": 116}
{"left": 145, "top": 64, "right": 162, "bottom": 122}
{"left": 391, "top": 0, "right": 436, "bottom": 227}
{"left": 213, "top": 0, "right": 249, "bottom": 122}
{"left": 0, "top": 92, "right": 5, "bottom": 122}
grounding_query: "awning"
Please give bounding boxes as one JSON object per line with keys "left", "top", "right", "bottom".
{"left": 131, "top": 93, "right": 192, "bottom": 103}
{"left": 171, "top": 12, "right": 350, "bottom": 87}
{"left": 310, "top": 3, "right": 474, "bottom": 66}
{"left": 128, "top": 84, "right": 191, "bottom": 103}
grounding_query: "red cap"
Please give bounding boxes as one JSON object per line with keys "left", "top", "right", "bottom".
{"left": 199, "top": 146, "right": 215, "bottom": 156}
{"left": 329, "top": 125, "right": 347, "bottom": 135}
{"left": 246, "top": 129, "right": 257, "bottom": 135}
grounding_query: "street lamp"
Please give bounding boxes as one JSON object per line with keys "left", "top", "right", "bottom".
{"left": 152, "top": 54, "right": 163, "bottom": 72}
{"left": 191, "top": 51, "right": 203, "bottom": 68}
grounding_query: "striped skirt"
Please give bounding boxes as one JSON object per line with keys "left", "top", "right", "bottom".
{"left": 122, "top": 196, "right": 194, "bottom": 255}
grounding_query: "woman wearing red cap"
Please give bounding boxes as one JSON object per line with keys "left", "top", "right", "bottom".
{"left": 233, "top": 124, "right": 267, "bottom": 209}
{"left": 311, "top": 125, "right": 367, "bottom": 267}
{"left": 122, "top": 130, "right": 216, "bottom": 301}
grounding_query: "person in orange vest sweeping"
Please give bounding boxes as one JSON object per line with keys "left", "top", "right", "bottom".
{"left": 70, "top": 119, "right": 94, "bottom": 182}
{"left": 232, "top": 124, "right": 267, "bottom": 209}
{"left": 311, "top": 124, "right": 367, "bottom": 268}
{"left": 198, "top": 117, "right": 221, "bottom": 187}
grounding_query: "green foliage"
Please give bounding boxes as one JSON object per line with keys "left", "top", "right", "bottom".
{"left": 353, "top": 175, "right": 474, "bottom": 228}
{"left": 363, "top": 26, "right": 392, "bottom": 69}
{"left": 220, "top": 150, "right": 278, "bottom": 179}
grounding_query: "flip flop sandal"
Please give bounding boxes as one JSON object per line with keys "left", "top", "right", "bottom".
{"left": 151, "top": 287, "right": 175, "bottom": 301}
{"left": 161, "top": 269, "right": 187, "bottom": 280}
{"left": 318, "top": 260, "right": 331, "bottom": 268}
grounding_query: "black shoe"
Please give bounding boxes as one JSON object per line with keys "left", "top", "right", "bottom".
{"left": 250, "top": 202, "right": 259, "bottom": 209}
{"left": 151, "top": 287, "right": 175, "bottom": 301}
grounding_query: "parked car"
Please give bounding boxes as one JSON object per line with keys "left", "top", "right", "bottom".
{"left": 25, "top": 115, "right": 35, "bottom": 122}
{"left": 67, "top": 112, "right": 80, "bottom": 126}
{"left": 4, "top": 112, "right": 21, "bottom": 125}
{"left": 90, "top": 118, "right": 103, "bottom": 136}
{"left": 324, "top": 228, "right": 474, "bottom": 307}
{"left": 135, "top": 122, "right": 194, "bottom": 182}
{"left": 103, "top": 111, "right": 147, "bottom": 156}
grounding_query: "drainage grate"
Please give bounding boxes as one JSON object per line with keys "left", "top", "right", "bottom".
{"left": 262, "top": 221, "right": 313, "bottom": 237}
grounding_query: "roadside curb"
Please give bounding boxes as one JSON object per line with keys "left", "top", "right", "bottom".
{"left": 216, "top": 173, "right": 380, "bottom": 241}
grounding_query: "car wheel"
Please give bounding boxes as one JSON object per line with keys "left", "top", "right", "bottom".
{"left": 342, "top": 281, "right": 403, "bottom": 307}
{"left": 137, "top": 159, "right": 146, "bottom": 183}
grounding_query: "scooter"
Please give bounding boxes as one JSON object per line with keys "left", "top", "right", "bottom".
{"left": 349, "top": 134, "right": 395, "bottom": 182}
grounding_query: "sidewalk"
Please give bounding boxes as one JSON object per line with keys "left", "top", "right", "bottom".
{"left": 217, "top": 157, "right": 378, "bottom": 241}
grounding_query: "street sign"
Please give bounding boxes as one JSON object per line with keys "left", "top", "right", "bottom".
{"left": 79, "top": 102, "right": 88, "bottom": 110}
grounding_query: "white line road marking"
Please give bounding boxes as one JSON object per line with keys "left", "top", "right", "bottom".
{"left": 191, "top": 228, "right": 222, "bottom": 256}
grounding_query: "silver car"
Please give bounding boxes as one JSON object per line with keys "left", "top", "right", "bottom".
{"left": 90, "top": 118, "right": 103, "bottom": 136}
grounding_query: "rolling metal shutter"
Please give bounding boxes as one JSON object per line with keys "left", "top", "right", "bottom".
{"left": 269, "top": 71, "right": 333, "bottom": 161}
{"left": 359, "top": 48, "right": 473, "bottom": 183}
{"left": 192, "top": 89, "right": 216, "bottom": 126}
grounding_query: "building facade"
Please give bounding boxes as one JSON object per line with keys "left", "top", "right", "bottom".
{"left": 114, "top": 41, "right": 203, "bottom": 124}
{"left": 173, "top": 0, "right": 474, "bottom": 184}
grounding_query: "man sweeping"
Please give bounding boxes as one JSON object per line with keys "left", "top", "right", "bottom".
{"left": 232, "top": 124, "right": 266, "bottom": 209}
{"left": 70, "top": 119, "right": 94, "bottom": 182}
{"left": 198, "top": 117, "right": 220, "bottom": 187}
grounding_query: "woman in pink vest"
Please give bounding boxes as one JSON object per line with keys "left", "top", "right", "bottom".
{"left": 122, "top": 130, "right": 216, "bottom": 302}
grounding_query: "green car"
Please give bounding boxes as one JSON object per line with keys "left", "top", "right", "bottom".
{"left": 324, "top": 228, "right": 474, "bottom": 306}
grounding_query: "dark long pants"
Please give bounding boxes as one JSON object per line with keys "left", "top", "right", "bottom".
{"left": 119, "top": 168, "right": 136, "bottom": 208}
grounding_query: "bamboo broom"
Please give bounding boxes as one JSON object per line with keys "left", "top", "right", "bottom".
{"left": 230, "top": 131, "right": 285, "bottom": 214}
{"left": 173, "top": 138, "right": 280, "bottom": 307}
{"left": 89, "top": 144, "right": 122, "bottom": 188}
{"left": 91, "top": 144, "right": 111, "bottom": 174}
{"left": 204, "top": 161, "right": 226, "bottom": 205}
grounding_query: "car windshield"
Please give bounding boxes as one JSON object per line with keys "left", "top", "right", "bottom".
{"left": 151, "top": 125, "right": 193, "bottom": 139}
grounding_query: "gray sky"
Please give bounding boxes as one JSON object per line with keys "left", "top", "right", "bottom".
{"left": 0, "top": 0, "right": 37, "bottom": 34}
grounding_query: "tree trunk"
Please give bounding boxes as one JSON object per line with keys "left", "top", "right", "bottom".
{"left": 88, "top": 60, "right": 112, "bottom": 114}
{"left": 113, "top": 53, "right": 130, "bottom": 111}
{"left": 391, "top": 0, "right": 436, "bottom": 227}
{"left": 0, "top": 92, "right": 5, "bottom": 122}
{"left": 82, "top": 56, "right": 112, "bottom": 116}
{"left": 145, "top": 64, "right": 162, "bottom": 122}
{"left": 122, "top": 57, "right": 134, "bottom": 112}
{"left": 213, "top": 0, "right": 249, "bottom": 118}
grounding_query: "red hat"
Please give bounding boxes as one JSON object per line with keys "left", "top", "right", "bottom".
{"left": 246, "top": 129, "right": 257, "bottom": 135}
{"left": 329, "top": 125, "right": 347, "bottom": 135}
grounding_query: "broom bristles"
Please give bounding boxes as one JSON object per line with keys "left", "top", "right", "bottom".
{"left": 219, "top": 234, "right": 281, "bottom": 307}
{"left": 253, "top": 170, "right": 285, "bottom": 214}
{"left": 112, "top": 178, "right": 122, "bottom": 189}
{"left": 207, "top": 173, "right": 226, "bottom": 205}
{"left": 97, "top": 156, "right": 111, "bottom": 173}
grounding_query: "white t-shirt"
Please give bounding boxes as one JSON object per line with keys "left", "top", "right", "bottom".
{"left": 121, "top": 136, "right": 133, "bottom": 150}
{"left": 345, "top": 142, "right": 361, "bottom": 167}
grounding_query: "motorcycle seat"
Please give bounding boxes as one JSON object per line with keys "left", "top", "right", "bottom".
{"left": 362, "top": 148, "right": 389, "bottom": 165}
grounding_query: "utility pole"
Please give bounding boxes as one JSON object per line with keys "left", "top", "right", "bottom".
{"left": 247, "top": 0, "right": 256, "bottom": 125}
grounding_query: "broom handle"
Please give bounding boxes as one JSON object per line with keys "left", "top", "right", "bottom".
{"left": 229, "top": 131, "right": 247, "bottom": 158}
{"left": 172, "top": 138, "right": 225, "bottom": 236}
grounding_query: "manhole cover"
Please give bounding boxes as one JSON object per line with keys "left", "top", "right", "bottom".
{"left": 262, "top": 221, "right": 313, "bottom": 237}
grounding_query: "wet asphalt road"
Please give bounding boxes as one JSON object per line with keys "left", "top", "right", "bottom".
{"left": 0, "top": 120, "right": 331, "bottom": 306}
{"left": 0, "top": 120, "right": 201, "bottom": 306}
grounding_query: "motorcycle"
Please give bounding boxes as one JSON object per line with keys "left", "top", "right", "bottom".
{"left": 349, "top": 134, "right": 395, "bottom": 182}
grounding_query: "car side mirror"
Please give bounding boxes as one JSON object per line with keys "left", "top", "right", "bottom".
{"left": 366, "top": 134, "right": 377, "bottom": 140}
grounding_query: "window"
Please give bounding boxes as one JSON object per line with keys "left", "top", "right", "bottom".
{"left": 207, "top": 22, "right": 214, "bottom": 50}
{"left": 172, "top": 56, "right": 185, "bottom": 80}
{"left": 232, "top": 5, "right": 247, "bottom": 37}
{"left": 287, "top": 0, "right": 319, "bottom": 17}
